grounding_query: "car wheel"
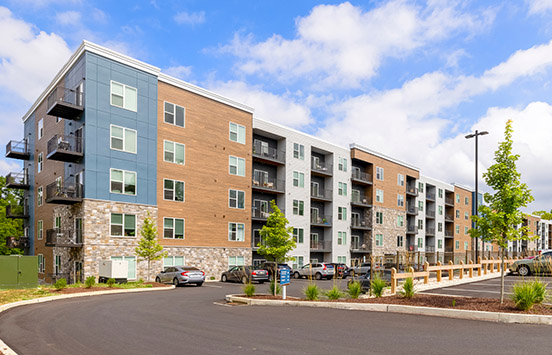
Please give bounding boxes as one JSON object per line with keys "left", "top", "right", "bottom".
{"left": 173, "top": 278, "right": 179, "bottom": 287}
{"left": 241, "top": 276, "right": 248, "bottom": 284}
{"left": 315, "top": 272, "right": 322, "bottom": 280}
{"left": 221, "top": 274, "right": 228, "bottom": 282}
{"left": 294, "top": 272, "right": 301, "bottom": 279}
{"left": 155, "top": 277, "right": 161, "bottom": 283}
{"left": 196, "top": 282, "right": 203, "bottom": 287}
{"left": 518, "top": 265, "right": 531, "bottom": 277}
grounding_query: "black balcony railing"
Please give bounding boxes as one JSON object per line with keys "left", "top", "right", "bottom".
{"left": 5, "top": 204, "right": 29, "bottom": 219}
{"left": 252, "top": 142, "right": 285, "bottom": 163}
{"left": 310, "top": 214, "right": 332, "bottom": 227}
{"left": 351, "top": 195, "right": 372, "bottom": 206}
{"left": 6, "top": 236, "right": 29, "bottom": 248}
{"left": 350, "top": 241, "right": 370, "bottom": 252}
{"left": 406, "top": 185, "right": 418, "bottom": 196}
{"left": 252, "top": 234, "right": 266, "bottom": 248}
{"left": 444, "top": 214, "right": 454, "bottom": 222}
{"left": 311, "top": 159, "right": 333, "bottom": 176}
{"left": 407, "top": 225, "right": 417, "bottom": 233}
{"left": 445, "top": 231, "right": 454, "bottom": 237}
{"left": 351, "top": 218, "right": 371, "bottom": 229}
{"left": 426, "top": 193, "right": 436, "bottom": 201}
{"left": 310, "top": 240, "right": 331, "bottom": 251}
{"left": 252, "top": 177, "right": 284, "bottom": 193}
{"left": 406, "top": 204, "right": 418, "bottom": 215}
{"left": 426, "top": 210, "right": 435, "bottom": 218}
{"left": 47, "top": 86, "right": 84, "bottom": 119}
{"left": 5, "top": 139, "right": 30, "bottom": 160}
{"left": 46, "top": 181, "right": 83, "bottom": 204}
{"left": 47, "top": 134, "right": 83, "bottom": 162}
{"left": 426, "top": 228, "right": 435, "bottom": 236}
{"left": 46, "top": 228, "right": 83, "bottom": 247}
{"left": 6, "top": 170, "right": 29, "bottom": 189}
{"left": 311, "top": 188, "right": 332, "bottom": 201}
{"left": 351, "top": 170, "right": 372, "bottom": 184}
{"left": 445, "top": 197, "right": 454, "bottom": 206}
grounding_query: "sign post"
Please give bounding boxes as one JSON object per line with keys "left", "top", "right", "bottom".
{"left": 280, "top": 268, "right": 290, "bottom": 300}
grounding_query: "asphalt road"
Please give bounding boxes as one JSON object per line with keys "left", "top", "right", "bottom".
{"left": 1, "top": 280, "right": 551, "bottom": 355}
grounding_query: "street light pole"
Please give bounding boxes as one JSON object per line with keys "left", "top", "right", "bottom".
{"left": 465, "top": 130, "right": 488, "bottom": 263}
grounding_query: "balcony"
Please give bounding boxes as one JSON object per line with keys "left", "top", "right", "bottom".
{"left": 351, "top": 218, "right": 371, "bottom": 230}
{"left": 5, "top": 204, "right": 29, "bottom": 219}
{"left": 5, "top": 139, "right": 30, "bottom": 160}
{"left": 445, "top": 230, "right": 454, "bottom": 237}
{"left": 311, "top": 188, "right": 332, "bottom": 202}
{"left": 310, "top": 214, "right": 332, "bottom": 228}
{"left": 407, "top": 225, "right": 417, "bottom": 234}
{"left": 252, "top": 142, "right": 285, "bottom": 165}
{"left": 252, "top": 234, "right": 266, "bottom": 249}
{"left": 252, "top": 177, "right": 284, "bottom": 194}
{"left": 45, "top": 180, "right": 83, "bottom": 204}
{"left": 426, "top": 210, "right": 435, "bottom": 219}
{"left": 426, "top": 193, "right": 436, "bottom": 201}
{"left": 310, "top": 240, "right": 332, "bottom": 252}
{"left": 6, "top": 236, "right": 29, "bottom": 249}
{"left": 444, "top": 214, "right": 454, "bottom": 222}
{"left": 46, "top": 86, "right": 84, "bottom": 119}
{"left": 252, "top": 208, "right": 284, "bottom": 220}
{"left": 426, "top": 228, "right": 435, "bottom": 236}
{"left": 406, "top": 185, "right": 418, "bottom": 196}
{"left": 45, "top": 228, "right": 83, "bottom": 247}
{"left": 350, "top": 241, "right": 371, "bottom": 253}
{"left": 445, "top": 197, "right": 454, "bottom": 206}
{"left": 406, "top": 204, "right": 418, "bottom": 215}
{"left": 6, "top": 170, "right": 29, "bottom": 189}
{"left": 351, "top": 170, "right": 372, "bottom": 185}
{"left": 311, "top": 159, "right": 333, "bottom": 177}
{"left": 445, "top": 247, "right": 454, "bottom": 253}
{"left": 351, "top": 195, "right": 372, "bottom": 207}
{"left": 47, "top": 134, "right": 83, "bottom": 162}
{"left": 426, "top": 246, "right": 436, "bottom": 252}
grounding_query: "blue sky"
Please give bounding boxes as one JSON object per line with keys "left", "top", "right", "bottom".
{"left": 1, "top": 0, "right": 552, "bottom": 213}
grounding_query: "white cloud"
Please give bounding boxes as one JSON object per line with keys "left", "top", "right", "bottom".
{"left": 11, "top": 0, "right": 81, "bottom": 8}
{"left": 174, "top": 11, "right": 206, "bottom": 26}
{"left": 164, "top": 65, "right": 192, "bottom": 80}
{"left": 221, "top": 1, "right": 494, "bottom": 89}
{"left": 55, "top": 11, "right": 81, "bottom": 26}
{"left": 527, "top": 0, "right": 552, "bottom": 15}
{"left": 0, "top": 159, "right": 23, "bottom": 176}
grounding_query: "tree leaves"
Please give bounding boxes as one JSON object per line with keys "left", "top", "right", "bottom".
{"left": 257, "top": 200, "right": 296, "bottom": 263}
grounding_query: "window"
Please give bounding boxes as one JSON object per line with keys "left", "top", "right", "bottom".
{"left": 397, "top": 173, "right": 404, "bottom": 186}
{"left": 438, "top": 222, "right": 443, "bottom": 232}
{"left": 38, "top": 152, "right": 43, "bottom": 173}
{"left": 110, "top": 169, "right": 136, "bottom": 195}
{"left": 337, "top": 231, "right": 346, "bottom": 245}
{"left": 338, "top": 157, "right": 347, "bottom": 172}
{"left": 397, "top": 194, "right": 404, "bottom": 207}
{"left": 164, "top": 140, "right": 185, "bottom": 165}
{"left": 229, "top": 189, "right": 245, "bottom": 209}
{"left": 164, "top": 179, "right": 185, "bottom": 202}
{"left": 376, "top": 189, "right": 384, "bottom": 203}
{"left": 337, "top": 256, "right": 347, "bottom": 264}
{"left": 229, "top": 122, "right": 246, "bottom": 144}
{"left": 418, "top": 238, "right": 423, "bottom": 248}
{"left": 37, "top": 186, "right": 43, "bottom": 206}
{"left": 164, "top": 102, "right": 185, "bottom": 127}
{"left": 456, "top": 194, "right": 460, "bottom": 203}
{"left": 418, "top": 182, "right": 424, "bottom": 193}
{"left": 293, "top": 228, "right": 304, "bottom": 243}
{"left": 110, "top": 213, "right": 136, "bottom": 237}
{"left": 397, "top": 215, "right": 404, "bottom": 227}
{"left": 37, "top": 220, "right": 43, "bottom": 240}
{"left": 164, "top": 218, "right": 185, "bottom": 239}
{"left": 111, "top": 81, "right": 137, "bottom": 111}
{"left": 292, "top": 256, "right": 304, "bottom": 269}
{"left": 418, "top": 219, "right": 423, "bottom": 229}
{"left": 438, "top": 239, "right": 443, "bottom": 249}
{"left": 338, "top": 182, "right": 347, "bottom": 196}
{"left": 293, "top": 200, "right": 304, "bottom": 215}
{"left": 38, "top": 254, "right": 45, "bottom": 273}
{"left": 163, "top": 256, "right": 185, "bottom": 268}
{"left": 464, "top": 212, "right": 469, "bottom": 220}
{"left": 228, "top": 256, "right": 245, "bottom": 268}
{"left": 293, "top": 171, "right": 304, "bottom": 187}
{"left": 110, "top": 125, "right": 137, "bottom": 154}
{"left": 229, "top": 156, "right": 245, "bottom": 176}
{"left": 465, "top": 197, "right": 469, "bottom": 205}
{"left": 397, "top": 236, "right": 403, "bottom": 247}
{"left": 38, "top": 118, "right": 43, "bottom": 139}
{"left": 455, "top": 241, "right": 460, "bottom": 249}
{"left": 376, "top": 167, "right": 384, "bottom": 180}
{"left": 464, "top": 226, "right": 469, "bottom": 235}
{"left": 54, "top": 216, "right": 61, "bottom": 229}
{"left": 55, "top": 255, "right": 61, "bottom": 275}
{"left": 456, "top": 209, "right": 460, "bottom": 218}
{"left": 456, "top": 225, "right": 460, "bottom": 234}
{"left": 375, "top": 234, "right": 383, "bottom": 247}
{"left": 228, "top": 223, "right": 245, "bottom": 241}
{"left": 293, "top": 143, "right": 304, "bottom": 160}
{"left": 438, "top": 189, "right": 443, "bottom": 198}
{"left": 376, "top": 211, "right": 383, "bottom": 224}
{"left": 338, "top": 207, "right": 347, "bottom": 221}
{"left": 464, "top": 241, "right": 469, "bottom": 250}
{"left": 111, "top": 256, "right": 136, "bottom": 280}
{"left": 418, "top": 201, "right": 423, "bottom": 211}
{"left": 438, "top": 205, "right": 443, "bottom": 215}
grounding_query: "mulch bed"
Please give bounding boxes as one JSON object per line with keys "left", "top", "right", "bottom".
{"left": 48, "top": 282, "right": 167, "bottom": 295}
{"left": 245, "top": 294, "right": 552, "bottom": 315}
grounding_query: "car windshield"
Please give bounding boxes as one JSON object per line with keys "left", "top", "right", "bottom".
{"left": 325, "top": 264, "right": 334, "bottom": 269}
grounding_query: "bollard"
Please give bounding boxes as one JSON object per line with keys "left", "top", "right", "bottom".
{"left": 459, "top": 260, "right": 464, "bottom": 279}
{"left": 391, "top": 268, "right": 396, "bottom": 294}
{"left": 449, "top": 260, "right": 454, "bottom": 281}
{"left": 469, "top": 260, "right": 473, "bottom": 278}
{"left": 436, "top": 261, "right": 442, "bottom": 282}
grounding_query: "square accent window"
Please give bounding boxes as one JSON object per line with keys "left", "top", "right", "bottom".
{"left": 338, "top": 182, "right": 347, "bottom": 196}
{"left": 229, "top": 122, "right": 246, "bottom": 144}
{"left": 338, "top": 207, "right": 347, "bottom": 221}
{"left": 418, "top": 182, "right": 424, "bottom": 193}
{"left": 338, "top": 157, "right": 347, "bottom": 172}
{"left": 376, "top": 211, "right": 383, "bottom": 224}
{"left": 376, "top": 189, "right": 384, "bottom": 203}
{"left": 338, "top": 231, "right": 346, "bottom": 245}
{"left": 164, "top": 101, "right": 185, "bottom": 127}
{"left": 293, "top": 200, "right": 304, "bottom": 215}
{"left": 397, "top": 194, "right": 404, "bottom": 207}
{"left": 110, "top": 81, "right": 137, "bottom": 111}
{"left": 110, "top": 213, "right": 136, "bottom": 237}
{"left": 293, "top": 171, "right": 304, "bottom": 187}
{"left": 164, "top": 217, "right": 185, "bottom": 239}
{"left": 164, "top": 179, "right": 185, "bottom": 202}
{"left": 376, "top": 167, "right": 384, "bottom": 181}
{"left": 397, "top": 215, "right": 404, "bottom": 227}
{"left": 375, "top": 234, "right": 383, "bottom": 247}
{"left": 293, "top": 143, "right": 305, "bottom": 160}
{"left": 228, "top": 223, "right": 245, "bottom": 241}
{"left": 110, "top": 125, "right": 137, "bottom": 154}
{"left": 110, "top": 169, "right": 136, "bottom": 195}
{"left": 293, "top": 228, "right": 304, "bottom": 243}
{"left": 228, "top": 256, "right": 245, "bottom": 268}
{"left": 164, "top": 140, "right": 185, "bottom": 165}
{"left": 397, "top": 173, "right": 404, "bottom": 186}
{"left": 229, "top": 156, "right": 246, "bottom": 176}
{"left": 229, "top": 189, "right": 245, "bottom": 209}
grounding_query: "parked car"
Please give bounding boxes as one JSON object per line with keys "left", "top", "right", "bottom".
{"left": 509, "top": 251, "right": 552, "bottom": 276}
{"left": 221, "top": 266, "right": 269, "bottom": 284}
{"left": 155, "top": 266, "right": 205, "bottom": 286}
{"left": 259, "top": 262, "right": 292, "bottom": 280}
{"left": 348, "top": 269, "right": 393, "bottom": 292}
{"left": 328, "top": 263, "right": 350, "bottom": 278}
{"left": 349, "top": 263, "right": 381, "bottom": 276}
{"left": 293, "top": 263, "right": 335, "bottom": 280}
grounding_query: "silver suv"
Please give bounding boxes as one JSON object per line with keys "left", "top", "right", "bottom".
{"left": 292, "top": 263, "right": 335, "bottom": 280}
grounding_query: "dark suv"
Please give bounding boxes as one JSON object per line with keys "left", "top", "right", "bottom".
{"left": 259, "top": 262, "right": 292, "bottom": 280}
{"left": 328, "top": 263, "right": 350, "bottom": 278}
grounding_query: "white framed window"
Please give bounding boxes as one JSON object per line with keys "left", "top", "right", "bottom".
{"left": 465, "top": 226, "right": 469, "bottom": 235}
{"left": 164, "top": 101, "right": 185, "bottom": 127}
{"left": 418, "top": 238, "right": 423, "bottom": 248}
{"left": 293, "top": 143, "right": 304, "bottom": 160}
{"left": 293, "top": 228, "right": 304, "bottom": 243}
{"left": 456, "top": 194, "right": 460, "bottom": 203}
{"left": 38, "top": 118, "right": 43, "bottom": 139}
{"left": 438, "top": 222, "right": 443, "bottom": 232}
{"left": 464, "top": 212, "right": 469, "bottom": 220}
{"left": 38, "top": 152, "right": 43, "bottom": 173}
{"left": 37, "top": 186, "right": 43, "bottom": 206}
{"left": 164, "top": 179, "right": 185, "bottom": 202}
{"left": 397, "top": 194, "right": 404, "bottom": 207}
{"left": 229, "top": 156, "right": 245, "bottom": 176}
{"left": 38, "top": 254, "right": 45, "bottom": 273}
{"left": 338, "top": 182, "right": 347, "bottom": 196}
{"left": 164, "top": 140, "right": 185, "bottom": 165}
{"left": 55, "top": 255, "right": 61, "bottom": 275}
{"left": 110, "top": 125, "right": 137, "bottom": 154}
{"left": 455, "top": 241, "right": 460, "bottom": 249}
{"left": 338, "top": 157, "right": 347, "bottom": 172}
{"left": 337, "top": 256, "right": 346, "bottom": 264}
{"left": 397, "top": 236, "right": 404, "bottom": 247}
{"left": 229, "top": 189, "right": 245, "bottom": 209}
{"left": 418, "top": 219, "right": 423, "bottom": 229}
{"left": 293, "top": 171, "right": 304, "bottom": 187}
{"left": 110, "top": 81, "right": 137, "bottom": 111}
{"left": 438, "top": 189, "right": 443, "bottom": 198}
{"left": 110, "top": 213, "right": 136, "bottom": 237}
{"left": 376, "top": 189, "right": 384, "bottom": 203}
{"left": 338, "top": 207, "right": 347, "bottom": 221}
{"left": 456, "top": 225, "right": 460, "bottom": 234}
{"left": 163, "top": 256, "right": 185, "bottom": 268}
{"left": 375, "top": 234, "right": 383, "bottom": 247}
{"left": 292, "top": 256, "right": 305, "bottom": 269}
{"left": 397, "top": 173, "right": 404, "bottom": 186}
{"left": 397, "top": 215, "right": 404, "bottom": 227}
{"left": 228, "top": 256, "right": 245, "bottom": 268}
{"left": 465, "top": 197, "right": 469, "bottom": 205}
{"left": 228, "top": 223, "right": 245, "bottom": 241}
{"left": 376, "top": 167, "right": 384, "bottom": 181}
{"left": 419, "top": 182, "right": 424, "bottom": 193}
{"left": 375, "top": 211, "right": 383, "bottom": 224}
{"left": 110, "top": 169, "right": 136, "bottom": 195}
{"left": 464, "top": 241, "right": 469, "bottom": 250}
{"left": 229, "top": 122, "right": 246, "bottom": 144}
{"left": 111, "top": 256, "right": 137, "bottom": 280}
{"left": 37, "top": 220, "right": 43, "bottom": 240}
{"left": 438, "top": 205, "right": 443, "bottom": 215}
{"left": 438, "top": 239, "right": 443, "bottom": 249}
{"left": 293, "top": 200, "right": 304, "bottom": 215}
{"left": 456, "top": 209, "right": 460, "bottom": 218}
{"left": 54, "top": 216, "right": 61, "bottom": 229}
{"left": 418, "top": 201, "right": 424, "bottom": 211}
{"left": 164, "top": 217, "right": 185, "bottom": 239}
{"left": 338, "top": 231, "right": 346, "bottom": 245}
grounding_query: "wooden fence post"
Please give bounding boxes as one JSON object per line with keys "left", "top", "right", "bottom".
{"left": 469, "top": 260, "right": 473, "bottom": 278}
{"left": 483, "top": 257, "right": 488, "bottom": 275}
{"left": 449, "top": 260, "right": 454, "bottom": 280}
{"left": 459, "top": 260, "right": 464, "bottom": 279}
{"left": 490, "top": 257, "right": 494, "bottom": 273}
{"left": 396, "top": 250, "right": 400, "bottom": 271}
{"left": 424, "top": 261, "right": 429, "bottom": 284}
{"left": 436, "top": 261, "right": 442, "bottom": 282}
{"left": 477, "top": 257, "right": 482, "bottom": 276}
{"left": 391, "top": 267, "right": 396, "bottom": 294}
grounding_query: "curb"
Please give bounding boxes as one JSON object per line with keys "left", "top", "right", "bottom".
{"left": 225, "top": 294, "right": 552, "bottom": 325}
{"left": 0, "top": 285, "right": 175, "bottom": 355}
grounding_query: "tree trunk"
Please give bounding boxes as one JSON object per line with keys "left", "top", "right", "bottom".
{"left": 500, "top": 246, "right": 505, "bottom": 304}
{"left": 147, "top": 259, "right": 151, "bottom": 282}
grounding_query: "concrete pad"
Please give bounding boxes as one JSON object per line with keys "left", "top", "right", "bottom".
{"left": 387, "top": 304, "right": 500, "bottom": 322}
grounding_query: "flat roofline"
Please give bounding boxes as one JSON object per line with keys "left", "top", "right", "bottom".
{"left": 452, "top": 183, "right": 474, "bottom": 192}
{"left": 349, "top": 143, "right": 420, "bottom": 172}
{"left": 419, "top": 175, "right": 454, "bottom": 190}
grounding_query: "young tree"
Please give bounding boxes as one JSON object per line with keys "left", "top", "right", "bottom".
{"left": 0, "top": 176, "right": 24, "bottom": 255}
{"left": 470, "top": 120, "right": 534, "bottom": 303}
{"left": 135, "top": 213, "right": 167, "bottom": 281}
{"left": 257, "top": 200, "right": 296, "bottom": 295}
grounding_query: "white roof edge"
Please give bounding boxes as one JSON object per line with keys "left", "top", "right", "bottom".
{"left": 452, "top": 183, "right": 474, "bottom": 192}
{"left": 349, "top": 143, "right": 420, "bottom": 172}
{"left": 419, "top": 174, "right": 454, "bottom": 190}
{"left": 159, "top": 73, "right": 254, "bottom": 114}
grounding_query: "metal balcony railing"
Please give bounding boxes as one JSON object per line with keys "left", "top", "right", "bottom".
{"left": 310, "top": 240, "right": 332, "bottom": 251}
{"left": 350, "top": 241, "right": 370, "bottom": 252}
{"left": 444, "top": 214, "right": 454, "bottom": 222}
{"left": 311, "top": 188, "right": 332, "bottom": 201}
{"left": 47, "top": 86, "right": 84, "bottom": 119}
{"left": 351, "top": 218, "right": 371, "bottom": 229}
{"left": 5, "top": 204, "right": 29, "bottom": 219}
{"left": 426, "top": 228, "right": 435, "bottom": 236}
{"left": 351, "top": 170, "right": 372, "bottom": 184}
{"left": 406, "top": 185, "right": 418, "bottom": 196}
{"left": 445, "top": 230, "right": 454, "bottom": 237}
{"left": 426, "top": 193, "right": 436, "bottom": 201}
{"left": 252, "top": 177, "right": 284, "bottom": 192}
{"left": 5, "top": 139, "right": 30, "bottom": 160}
{"left": 252, "top": 142, "right": 285, "bottom": 163}
{"left": 46, "top": 180, "right": 83, "bottom": 204}
{"left": 6, "top": 170, "right": 29, "bottom": 189}
{"left": 351, "top": 195, "right": 372, "bottom": 206}
{"left": 46, "top": 228, "right": 83, "bottom": 247}
{"left": 426, "top": 210, "right": 436, "bottom": 218}
{"left": 311, "top": 159, "right": 333, "bottom": 175}
{"left": 445, "top": 197, "right": 454, "bottom": 206}
{"left": 6, "top": 236, "right": 29, "bottom": 248}
{"left": 406, "top": 204, "right": 418, "bottom": 215}
{"left": 407, "top": 225, "right": 417, "bottom": 233}
{"left": 310, "top": 214, "right": 332, "bottom": 226}
{"left": 47, "top": 134, "right": 83, "bottom": 162}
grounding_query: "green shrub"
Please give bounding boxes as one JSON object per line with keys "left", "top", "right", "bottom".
{"left": 452, "top": 299, "right": 456, "bottom": 307}
{"left": 54, "top": 278, "right": 67, "bottom": 291}
{"left": 304, "top": 283, "right": 321, "bottom": 301}
{"left": 532, "top": 280, "right": 548, "bottom": 303}
{"left": 85, "top": 276, "right": 95, "bottom": 289}
{"left": 107, "top": 278, "right": 116, "bottom": 287}
{"left": 371, "top": 273, "right": 386, "bottom": 298}
{"left": 210, "top": 276, "right": 216, "bottom": 281}
{"left": 347, "top": 281, "right": 363, "bottom": 299}
{"left": 325, "top": 285, "right": 343, "bottom": 300}
{"left": 243, "top": 283, "right": 256, "bottom": 297}
{"left": 269, "top": 281, "right": 282, "bottom": 295}
{"left": 400, "top": 277, "right": 415, "bottom": 299}
{"left": 512, "top": 280, "right": 548, "bottom": 311}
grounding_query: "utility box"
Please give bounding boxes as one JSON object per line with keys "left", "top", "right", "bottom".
{"left": 0, "top": 255, "right": 38, "bottom": 289}
{"left": 98, "top": 260, "right": 128, "bottom": 283}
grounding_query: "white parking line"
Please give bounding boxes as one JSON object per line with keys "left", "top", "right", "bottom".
{"left": 203, "top": 284, "right": 223, "bottom": 288}
{"left": 429, "top": 288, "right": 514, "bottom": 295}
